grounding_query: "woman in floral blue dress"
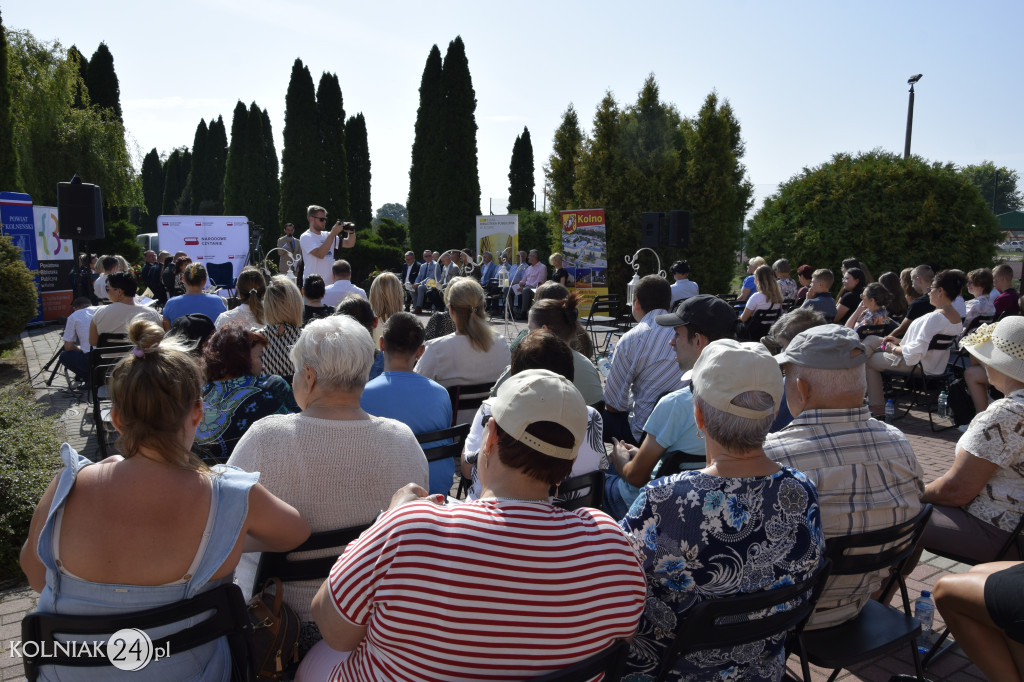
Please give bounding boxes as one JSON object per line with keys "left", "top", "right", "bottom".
{"left": 619, "top": 339, "right": 825, "bottom": 681}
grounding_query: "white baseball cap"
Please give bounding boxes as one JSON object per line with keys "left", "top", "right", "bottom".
{"left": 483, "top": 369, "right": 587, "bottom": 460}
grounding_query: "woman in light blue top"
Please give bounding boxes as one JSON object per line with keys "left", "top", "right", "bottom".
{"left": 161, "top": 262, "right": 228, "bottom": 329}
{"left": 20, "top": 318, "right": 309, "bottom": 681}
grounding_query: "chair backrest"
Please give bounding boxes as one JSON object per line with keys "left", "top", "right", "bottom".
{"left": 585, "top": 294, "right": 619, "bottom": 321}
{"left": 657, "top": 451, "right": 705, "bottom": 477}
{"left": 962, "top": 314, "right": 995, "bottom": 337}
{"left": 654, "top": 559, "right": 831, "bottom": 682}
{"left": 21, "top": 582, "right": 252, "bottom": 681}
{"left": 825, "top": 504, "right": 933, "bottom": 613}
{"left": 253, "top": 523, "right": 372, "bottom": 587}
{"left": 926, "top": 334, "right": 957, "bottom": 352}
{"left": 551, "top": 470, "right": 605, "bottom": 512}
{"left": 528, "top": 639, "right": 628, "bottom": 682}
{"left": 856, "top": 321, "right": 897, "bottom": 340}
{"left": 415, "top": 423, "right": 471, "bottom": 464}
{"left": 207, "top": 262, "right": 236, "bottom": 289}
{"left": 446, "top": 383, "right": 494, "bottom": 425}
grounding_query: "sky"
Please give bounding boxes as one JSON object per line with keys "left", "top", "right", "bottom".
{"left": 6, "top": 1, "right": 1023, "bottom": 226}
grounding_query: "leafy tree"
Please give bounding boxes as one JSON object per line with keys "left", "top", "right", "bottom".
{"left": 346, "top": 113, "right": 372, "bottom": 230}
{"left": 6, "top": 29, "right": 137, "bottom": 208}
{"left": 407, "top": 44, "right": 444, "bottom": 254}
{"left": 91, "top": 219, "right": 142, "bottom": 264}
{"left": 161, "top": 148, "right": 190, "bottom": 214}
{"left": 345, "top": 227, "right": 402, "bottom": 284}
{"left": 513, "top": 209, "right": 553, "bottom": 266}
{"left": 66, "top": 44, "right": 88, "bottom": 109}
{"left": 375, "top": 202, "right": 408, "bottom": 226}
{"left": 438, "top": 36, "right": 480, "bottom": 249}
{"left": 508, "top": 126, "right": 535, "bottom": 211}
{"left": 317, "top": 72, "right": 348, "bottom": 223}
{"left": 747, "top": 150, "right": 1000, "bottom": 279}
{"left": 140, "top": 148, "right": 163, "bottom": 230}
{"left": 682, "top": 92, "right": 753, "bottom": 295}
{"left": 0, "top": 11, "right": 20, "bottom": 191}
{"left": 960, "top": 162, "right": 1022, "bottom": 215}
{"left": 544, "top": 103, "right": 583, "bottom": 214}
{"left": 280, "top": 58, "right": 321, "bottom": 227}
{"left": 84, "top": 42, "right": 121, "bottom": 122}
{"left": 376, "top": 217, "right": 408, "bottom": 248}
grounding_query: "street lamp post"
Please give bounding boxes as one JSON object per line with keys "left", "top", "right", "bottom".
{"left": 904, "top": 74, "right": 923, "bottom": 159}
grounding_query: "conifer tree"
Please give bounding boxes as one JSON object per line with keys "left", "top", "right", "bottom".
{"left": 207, "top": 115, "right": 227, "bottom": 213}
{"left": 161, "top": 148, "right": 190, "bottom": 215}
{"left": 85, "top": 42, "right": 121, "bottom": 121}
{"left": 438, "top": 36, "right": 480, "bottom": 248}
{"left": 187, "top": 119, "right": 208, "bottom": 213}
{"left": 507, "top": 126, "right": 534, "bottom": 211}
{"left": 280, "top": 58, "right": 321, "bottom": 227}
{"left": 224, "top": 101, "right": 252, "bottom": 218}
{"left": 140, "top": 148, "right": 163, "bottom": 229}
{"left": 407, "top": 44, "right": 443, "bottom": 254}
{"left": 545, "top": 104, "right": 583, "bottom": 214}
{"left": 317, "top": 72, "right": 348, "bottom": 222}
{"left": 345, "top": 113, "right": 372, "bottom": 230}
{"left": 259, "top": 106, "right": 281, "bottom": 251}
{"left": 0, "top": 11, "right": 20, "bottom": 191}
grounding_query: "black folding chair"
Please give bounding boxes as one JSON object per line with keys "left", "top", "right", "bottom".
{"left": 253, "top": 524, "right": 372, "bottom": 588}
{"left": 654, "top": 559, "right": 831, "bottom": 682}
{"left": 445, "top": 382, "right": 493, "bottom": 426}
{"left": 794, "top": 505, "right": 934, "bottom": 682}
{"left": 88, "top": 333, "right": 132, "bottom": 459}
{"left": 584, "top": 295, "right": 620, "bottom": 359}
{"left": 21, "top": 583, "right": 254, "bottom": 682}
{"left": 738, "top": 305, "right": 782, "bottom": 341}
{"left": 856, "top": 320, "right": 898, "bottom": 340}
{"left": 528, "top": 639, "right": 628, "bottom": 682}
{"left": 551, "top": 470, "right": 605, "bottom": 512}
{"left": 883, "top": 334, "right": 958, "bottom": 432}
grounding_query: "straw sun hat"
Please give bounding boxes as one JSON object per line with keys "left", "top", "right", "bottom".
{"left": 961, "top": 317, "right": 1024, "bottom": 384}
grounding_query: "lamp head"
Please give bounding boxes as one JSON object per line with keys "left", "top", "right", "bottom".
{"left": 907, "top": 74, "right": 923, "bottom": 84}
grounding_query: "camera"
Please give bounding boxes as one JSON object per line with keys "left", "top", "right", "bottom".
{"left": 336, "top": 220, "right": 355, "bottom": 238}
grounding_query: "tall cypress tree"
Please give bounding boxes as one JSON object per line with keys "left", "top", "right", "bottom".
{"left": 161, "top": 148, "right": 191, "bottom": 215}
{"left": 259, "top": 106, "right": 281, "bottom": 251}
{"left": 280, "top": 58, "right": 321, "bottom": 227}
{"left": 207, "top": 115, "right": 227, "bottom": 214}
{"left": 407, "top": 44, "right": 443, "bottom": 254}
{"left": 188, "top": 119, "right": 208, "bottom": 213}
{"left": 545, "top": 104, "right": 583, "bottom": 214}
{"left": 345, "top": 113, "right": 372, "bottom": 230}
{"left": 317, "top": 72, "right": 348, "bottom": 222}
{"left": 140, "top": 148, "right": 163, "bottom": 229}
{"left": 85, "top": 42, "right": 121, "bottom": 122}
{"left": 224, "top": 101, "right": 253, "bottom": 218}
{"left": 439, "top": 36, "right": 480, "bottom": 248}
{"left": 507, "top": 126, "right": 534, "bottom": 211}
{"left": 67, "top": 45, "right": 89, "bottom": 110}
{"left": 0, "top": 10, "right": 20, "bottom": 191}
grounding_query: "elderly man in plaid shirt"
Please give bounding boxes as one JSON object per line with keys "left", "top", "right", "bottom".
{"left": 764, "top": 325, "right": 924, "bottom": 629}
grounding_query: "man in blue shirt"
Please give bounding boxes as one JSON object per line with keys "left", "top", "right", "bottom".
{"left": 360, "top": 312, "right": 454, "bottom": 495}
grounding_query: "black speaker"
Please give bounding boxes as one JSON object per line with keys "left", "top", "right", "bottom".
{"left": 641, "top": 212, "right": 663, "bottom": 248}
{"left": 668, "top": 210, "right": 691, "bottom": 249}
{"left": 57, "top": 181, "right": 104, "bottom": 240}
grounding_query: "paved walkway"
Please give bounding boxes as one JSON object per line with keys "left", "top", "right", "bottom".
{"left": 0, "top": 320, "right": 989, "bottom": 681}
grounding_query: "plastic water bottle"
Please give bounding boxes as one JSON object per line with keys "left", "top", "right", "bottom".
{"left": 914, "top": 590, "right": 936, "bottom": 654}
{"left": 598, "top": 344, "right": 615, "bottom": 378}
{"left": 937, "top": 391, "right": 948, "bottom": 419}
{"left": 885, "top": 399, "right": 895, "bottom": 425}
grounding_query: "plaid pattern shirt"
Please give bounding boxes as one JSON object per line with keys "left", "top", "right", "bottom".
{"left": 763, "top": 406, "right": 924, "bottom": 629}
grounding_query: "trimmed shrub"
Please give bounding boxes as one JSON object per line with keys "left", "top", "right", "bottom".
{"left": 0, "top": 235, "right": 38, "bottom": 338}
{"left": 0, "top": 386, "right": 62, "bottom": 580}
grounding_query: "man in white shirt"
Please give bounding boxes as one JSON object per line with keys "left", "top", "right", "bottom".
{"left": 299, "top": 204, "right": 356, "bottom": 282}
{"left": 60, "top": 297, "right": 98, "bottom": 382}
{"left": 322, "top": 260, "right": 367, "bottom": 307}
{"left": 669, "top": 260, "right": 699, "bottom": 308}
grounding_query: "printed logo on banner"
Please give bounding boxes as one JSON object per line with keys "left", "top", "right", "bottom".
{"left": 562, "top": 213, "right": 577, "bottom": 234}
{"left": 185, "top": 237, "right": 199, "bottom": 246}
{"left": 36, "top": 210, "right": 69, "bottom": 257}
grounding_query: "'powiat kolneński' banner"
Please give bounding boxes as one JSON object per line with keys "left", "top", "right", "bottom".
{"left": 560, "top": 208, "right": 608, "bottom": 315}
{"left": 157, "top": 215, "right": 250, "bottom": 282}
{"left": 475, "top": 215, "right": 518, "bottom": 264}
{"left": 0, "top": 192, "right": 75, "bottom": 323}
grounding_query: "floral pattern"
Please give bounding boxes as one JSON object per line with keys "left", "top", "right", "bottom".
{"left": 195, "top": 374, "right": 298, "bottom": 462}
{"left": 619, "top": 467, "right": 824, "bottom": 682}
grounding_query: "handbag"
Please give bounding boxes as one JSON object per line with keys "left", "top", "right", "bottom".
{"left": 246, "top": 578, "right": 300, "bottom": 681}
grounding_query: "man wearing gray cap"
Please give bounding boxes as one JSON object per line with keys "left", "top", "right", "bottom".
{"left": 604, "top": 294, "right": 736, "bottom": 518}
{"left": 764, "top": 324, "right": 923, "bottom": 629}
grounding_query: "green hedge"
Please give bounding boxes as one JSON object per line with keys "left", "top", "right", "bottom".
{"left": 0, "top": 387, "right": 62, "bottom": 580}
{"left": 0, "top": 235, "right": 38, "bottom": 338}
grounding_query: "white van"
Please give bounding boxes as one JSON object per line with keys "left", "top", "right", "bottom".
{"left": 136, "top": 233, "right": 159, "bottom": 252}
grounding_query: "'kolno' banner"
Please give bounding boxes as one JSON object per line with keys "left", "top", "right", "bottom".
{"left": 560, "top": 208, "right": 608, "bottom": 315}
{"left": 158, "top": 215, "right": 250, "bottom": 282}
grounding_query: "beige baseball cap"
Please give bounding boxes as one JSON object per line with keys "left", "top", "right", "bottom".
{"left": 483, "top": 369, "right": 587, "bottom": 460}
{"left": 690, "top": 339, "right": 783, "bottom": 419}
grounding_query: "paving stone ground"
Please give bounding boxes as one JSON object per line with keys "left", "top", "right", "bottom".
{"left": 0, "top": 319, "right": 990, "bottom": 681}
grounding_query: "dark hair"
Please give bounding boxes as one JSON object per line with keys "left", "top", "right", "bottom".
{"left": 174, "top": 255, "right": 192, "bottom": 274}
{"left": 169, "top": 313, "right": 215, "bottom": 356}
{"left": 968, "top": 268, "right": 994, "bottom": 294}
{"left": 862, "top": 282, "right": 891, "bottom": 308}
{"left": 845, "top": 267, "right": 866, "bottom": 290}
{"left": 843, "top": 258, "right": 873, "bottom": 282}
{"left": 331, "top": 260, "right": 352, "bottom": 277}
{"left": 933, "top": 269, "right": 967, "bottom": 301}
{"left": 335, "top": 296, "right": 375, "bottom": 336}
{"left": 382, "top": 311, "right": 425, "bottom": 356}
{"left": 236, "top": 267, "right": 267, "bottom": 325}
{"left": 494, "top": 422, "right": 574, "bottom": 485}
{"left": 101, "top": 256, "right": 117, "bottom": 271}
{"left": 528, "top": 293, "right": 580, "bottom": 342}
{"left": 797, "top": 264, "right": 814, "bottom": 280}
{"left": 303, "top": 274, "right": 326, "bottom": 300}
{"left": 671, "top": 260, "right": 690, "bottom": 275}
{"left": 635, "top": 274, "right": 671, "bottom": 313}
{"left": 107, "top": 271, "right": 138, "bottom": 297}
{"left": 878, "top": 272, "right": 908, "bottom": 317}
{"left": 203, "top": 326, "right": 266, "bottom": 380}
{"left": 183, "top": 262, "right": 207, "bottom": 287}
{"left": 510, "top": 330, "right": 575, "bottom": 381}
{"left": 72, "top": 296, "right": 92, "bottom": 309}
{"left": 534, "top": 282, "right": 569, "bottom": 302}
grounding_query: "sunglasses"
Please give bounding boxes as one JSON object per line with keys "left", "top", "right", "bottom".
{"left": 314, "top": 216, "right": 327, "bottom": 223}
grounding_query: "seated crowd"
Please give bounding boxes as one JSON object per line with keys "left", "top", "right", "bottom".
{"left": 31, "top": 244, "right": 1024, "bottom": 680}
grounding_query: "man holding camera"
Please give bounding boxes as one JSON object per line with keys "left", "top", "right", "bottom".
{"left": 300, "top": 204, "right": 356, "bottom": 282}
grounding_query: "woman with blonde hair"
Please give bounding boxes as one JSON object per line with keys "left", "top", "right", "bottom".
{"left": 738, "top": 256, "right": 767, "bottom": 301}
{"left": 368, "top": 272, "right": 404, "bottom": 344}
{"left": 20, "top": 318, "right": 309, "bottom": 680}
{"left": 161, "top": 261, "right": 228, "bottom": 329}
{"left": 260, "top": 275, "right": 304, "bottom": 380}
{"left": 215, "top": 266, "right": 266, "bottom": 330}
{"left": 549, "top": 252, "right": 569, "bottom": 286}
{"left": 416, "top": 278, "right": 510, "bottom": 420}
{"left": 739, "top": 264, "right": 783, "bottom": 324}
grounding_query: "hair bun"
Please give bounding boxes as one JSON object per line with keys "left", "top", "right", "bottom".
{"left": 127, "top": 318, "right": 165, "bottom": 352}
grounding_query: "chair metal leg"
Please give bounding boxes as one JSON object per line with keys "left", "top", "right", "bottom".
{"left": 921, "top": 626, "right": 955, "bottom": 669}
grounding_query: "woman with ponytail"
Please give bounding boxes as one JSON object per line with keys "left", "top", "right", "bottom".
{"left": 214, "top": 266, "right": 266, "bottom": 330}
{"left": 20, "top": 319, "right": 309, "bottom": 681}
{"left": 415, "top": 278, "right": 510, "bottom": 421}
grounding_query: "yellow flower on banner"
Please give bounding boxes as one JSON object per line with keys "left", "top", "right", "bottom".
{"left": 960, "top": 322, "right": 996, "bottom": 350}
